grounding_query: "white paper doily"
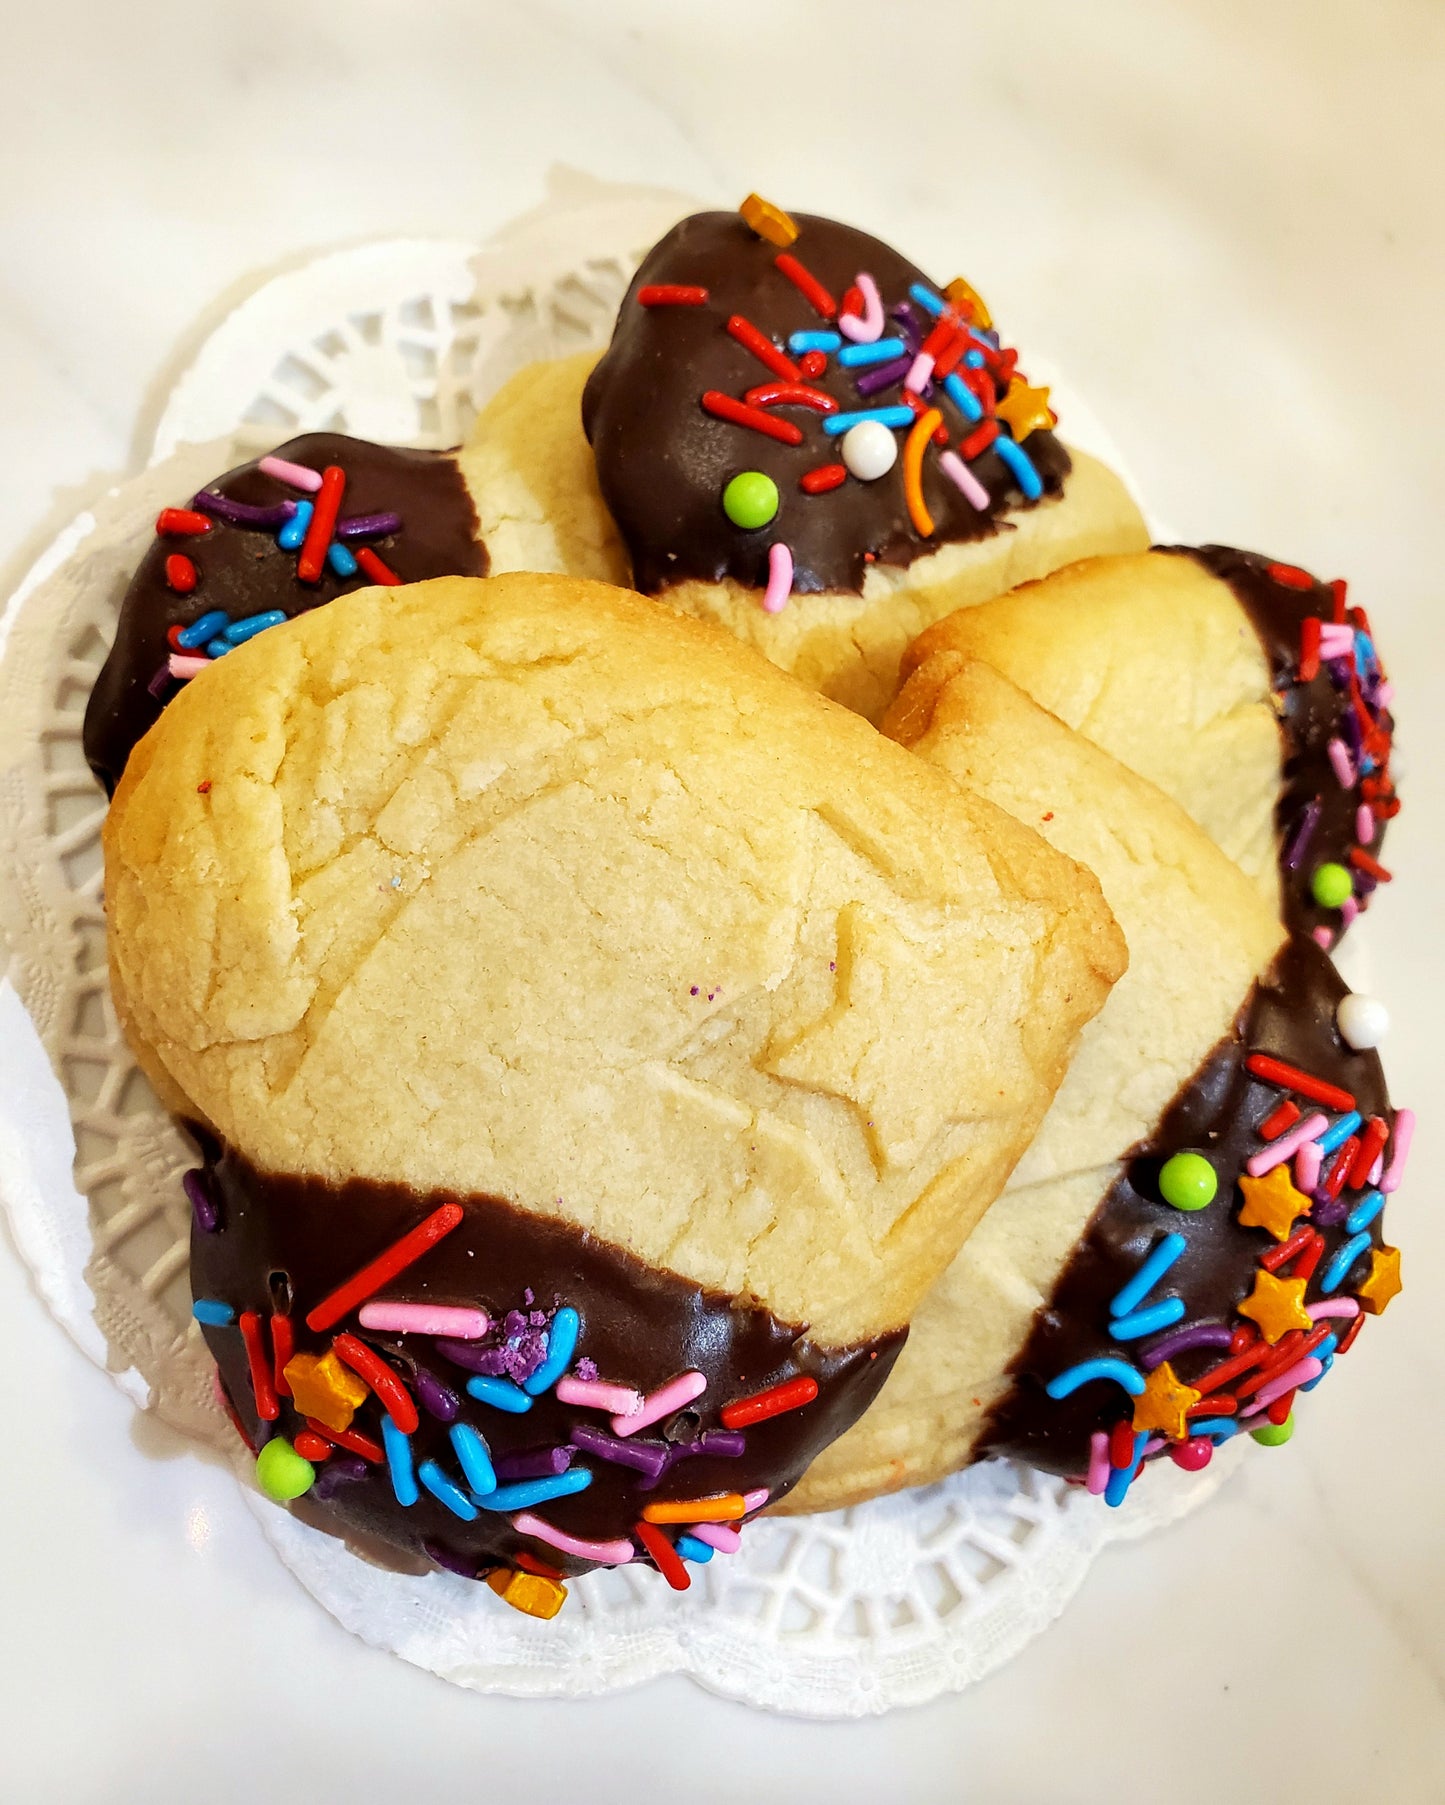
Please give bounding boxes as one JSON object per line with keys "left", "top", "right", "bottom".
{"left": 0, "top": 187, "right": 1240, "bottom": 1718}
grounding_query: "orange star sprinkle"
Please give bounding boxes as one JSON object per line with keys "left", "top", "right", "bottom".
{"left": 1132, "top": 1360, "right": 1201, "bottom": 1441}
{"left": 995, "top": 379, "right": 1055, "bottom": 442}
{"left": 1356, "top": 1244, "right": 1402, "bottom": 1315}
{"left": 282, "top": 1349, "right": 368, "bottom": 1432}
{"left": 739, "top": 194, "right": 798, "bottom": 249}
{"left": 1237, "top": 1270, "right": 1313, "bottom": 1344}
{"left": 1237, "top": 1165, "right": 1309, "bottom": 1242}
{"left": 945, "top": 274, "right": 993, "bottom": 329}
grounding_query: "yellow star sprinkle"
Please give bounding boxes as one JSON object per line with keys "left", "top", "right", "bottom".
{"left": 996, "top": 378, "right": 1055, "bottom": 442}
{"left": 739, "top": 194, "right": 798, "bottom": 248}
{"left": 1356, "top": 1243, "right": 1402, "bottom": 1315}
{"left": 945, "top": 274, "right": 994, "bottom": 329}
{"left": 283, "top": 1350, "right": 369, "bottom": 1432}
{"left": 487, "top": 1568, "right": 568, "bottom": 1620}
{"left": 1131, "top": 1360, "right": 1201, "bottom": 1441}
{"left": 1237, "top": 1165, "right": 1309, "bottom": 1242}
{"left": 1237, "top": 1269, "right": 1313, "bottom": 1344}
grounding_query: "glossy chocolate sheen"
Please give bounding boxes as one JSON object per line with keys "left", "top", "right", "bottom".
{"left": 83, "top": 434, "right": 487, "bottom": 794}
{"left": 980, "top": 935, "right": 1391, "bottom": 1474}
{"left": 582, "top": 211, "right": 1070, "bottom": 597}
{"left": 191, "top": 1144, "right": 904, "bottom": 1579}
{"left": 1173, "top": 545, "right": 1395, "bottom": 942}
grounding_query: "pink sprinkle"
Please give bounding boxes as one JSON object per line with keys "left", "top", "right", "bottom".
{"left": 1086, "top": 1430, "right": 1110, "bottom": 1495}
{"left": 1307, "top": 1298, "right": 1361, "bottom": 1321}
{"left": 1367, "top": 1152, "right": 1384, "bottom": 1186}
{"left": 358, "top": 1302, "right": 488, "bottom": 1338}
{"left": 1319, "top": 624, "right": 1355, "bottom": 656}
{"left": 258, "top": 455, "right": 323, "bottom": 493}
{"left": 1340, "top": 896, "right": 1360, "bottom": 928}
{"left": 742, "top": 1487, "right": 769, "bottom": 1512}
{"left": 688, "top": 1522, "right": 742, "bottom": 1554}
{"left": 1377, "top": 680, "right": 1395, "bottom": 705}
{"left": 1356, "top": 804, "right": 1376, "bottom": 844}
{"left": 1327, "top": 737, "right": 1357, "bottom": 787}
{"left": 1295, "top": 1140, "right": 1324, "bottom": 1195}
{"left": 511, "top": 1512, "right": 633, "bottom": 1566}
{"left": 837, "top": 272, "right": 884, "bottom": 343}
{"left": 1254, "top": 1357, "right": 1323, "bottom": 1412}
{"left": 904, "top": 352, "right": 935, "bottom": 394}
{"left": 1312, "top": 926, "right": 1335, "bottom": 950}
{"left": 167, "top": 654, "right": 210, "bottom": 680}
{"left": 1247, "top": 1112, "right": 1328, "bottom": 1176}
{"left": 611, "top": 1370, "right": 706, "bottom": 1437}
{"left": 938, "top": 448, "right": 990, "bottom": 510}
{"left": 555, "top": 1376, "right": 643, "bottom": 1416}
{"left": 762, "top": 540, "right": 793, "bottom": 614}
{"left": 1141, "top": 1437, "right": 1166, "bottom": 1459}
{"left": 1381, "top": 1107, "right": 1414, "bottom": 1193}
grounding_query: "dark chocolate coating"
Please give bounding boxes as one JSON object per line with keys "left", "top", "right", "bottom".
{"left": 192, "top": 1144, "right": 904, "bottom": 1579}
{"left": 83, "top": 434, "right": 487, "bottom": 794}
{"left": 981, "top": 936, "right": 1392, "bottom": 1474}
{"left": 1170, "top": 545, "right": 1396, "bottom": 942}
{"left": 582, "top": 211, "right": 1070, "bottom": 597}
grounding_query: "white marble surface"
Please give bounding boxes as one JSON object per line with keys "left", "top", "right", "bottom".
{"left": 1, "top": 1, "right": 1443, "bottom": 1797}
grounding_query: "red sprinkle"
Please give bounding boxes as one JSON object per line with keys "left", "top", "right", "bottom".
{"left": 1260, "top": 1225, "right": 1314, "bottom": 1273}
{"left": 305, "top": 1418, "right": 384, "bottom": 1463}
{"left": 799, "top": 350, "right": 828, "bottom": 379}
{"left": 515, "top": 1552, "right": 564, "bottom": 1579}
{"left": 774, "top": 252, "right": 837, "bottom": 319}
{"left": 164, "top": 553, "right": 198, "bottom": 595}
{"left": 958, "top": 418, "right": 1001, "bottom": 461}
{"left": 306, "top": 1202, "right": 464, "bottom": 1331}
{"left": 1245, "top": 1054, "right": 1354, "bottom": 1113}
{"left": 933, "top": 326, "right": 971, "bottom": 380}
{"left": 720, "top": 1375, "right": 819, "bottom": 1431}
{"left": 743, "top": 380, "right": 837, "bottom": 414}
{"left": 297, "top": 464, "right": 346, "bottom": 583}
{"left": 1188, "top": 1395, "right": 1238, "bottom": 1417}
{"left": 1349, "top": 1116, "right": 1390, "bottom": 1190}
{"left": 638, "top": 284, "right": 708, "bottom": 306}
{"left": 903, "top": 390, "right": 950, "bottom": 443}
{"left": 293, "top": 1430, "right": 332, "bottom": 1462}
{"left": 166, "top": 624, "right": 187, "bottom": 652}
{"left": 1330, "top": 577, "right": 1349, "bottom": 622}
{"left": 1229, "top": 1326, "right": 1254, "bottom": 1355}
{"left": 331, "top": 1333, "right": 419, "bottom": 1434}
{"left": 1260, "top": 1099, "right": 1302, "bottom": 1141}
{"left": 1243, "top": 1326, "right": 1330, "bottom": 1398}
{"left": 238, "top": 1311, "right": 279, "bottom": 1422}
{"left": 1189, "top": 1337, "right": 1269, "bottom": 1397}
{"left": 634, "top": 1520, "right": 690, "bottom": 1591}
{"left": 355, "top": 546, "right": 401, "bottom": 586}
{"left": 1348, "top": 848, "right": 1392, "bottom": 882}
{"left": 921, "top": 319, "right": 956, "bottom": 360}
{"left": 1336, "top": 1311, "right": 1367, "bottom": 1356}
{"left": 701, "top": 390, "right": 803, "bottom": 445}
{"left": 840, "top": 284, "right": 863, "bottom": 321}
{"left": 1266, "top": 1392, "right": 1295, "bottom": 1426}
{"left": 1108, "top": 1419, "right": 1136, "bottom": 1469}
{"left": 1320, "top": 1139, "right": 1358, "bottom": 1204}
{"left": 1298, "top": 616, "right": 1321, "bottom": 683}
{"left": 270, "top": 1313, "right": 296, "bottom": 1399}
{"left": 726, "top": 314, "right": 801, "bottom": 382}
{"left": 156, "top": 507, "right": 213, "bottom": 537}
{"left": 800, "top": 463, "right": 848, "bottom": 495}
{"left": 1267, "top": 561, "right": 1316, "bottom": 591}
{"left": 1291, "top": 1231, "right": 1326, "bottom": 1285}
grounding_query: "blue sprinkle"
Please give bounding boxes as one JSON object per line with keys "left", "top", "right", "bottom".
{"left": 1302, "top": 1355, "right": 1335, "bottom": 1391}
{"left": 1110, "top": 1296, "right": 1187, "bottom": 1341}
{"left": 278, "top": 499, "right": 313, "bottom": 551}
{"left": 964, "top": 349, "right": 985, "bottom": 368}
{"left": 1110, "top": 1232, "right": 1189, "bottom": 1320}
{"left": 204, "top": 637, "right": 232, "bottom": 658}
{"left": 1312, "top": 1332, "right": 1340, "bottom": 1363}
{"left": 1317, "top": 1111, "right": 1363, "bottom": 1156}
{"left": 1045, "top": 1357, "right": 1146, "bottom": 1401}
{"left": 822, "top": 405, "right": 913, "bottom": 437}
{"left": 1345, "top": 1188, "right": 1385, "bottom": 1235}
{"left": 191, "top": 1298, "right": 234, "bottom": 1327}
{"left": 448, "top": 1422, "right": 496, "bottom": 1495}
{"left": 464, "top": 1375, "right": 533, "bottom": 1414}
{"left": 224, "top": 610, "right": 287, "bottom": 645}
{"left": 941, "top": 372, "right": 983, "bottom": 423}
{"left": 676, "top": 1534, "right": 715, "bottom": 1564}
{"left": 1190, "top": 1417, "right": 1240, "bottom": 1441}
{"left": 837, "top": 337, "right": 907, "bottom": 368}
{"left": 1104, "top": 1431, "right": 1149, "bottom": 1507}
{"left": 523, "top": 1306, "right": 580, "bottom": 1396}
{"left": 475, "top": 1468, "right": 593, "bottom": 1513}
{"left": 1321, "top": 1229, "right": 1374, "bottom": 1294}
{"left": 176, "top": 609, "right": 230, "bottom": 651}
{"left": 788, "top": 330, "right": 840, "bottom": 354}
{"left": 994, "top": 434, "right": 1044, "bottom": 500}
{"left": 327, "top": 541, "right": 358, "bottom": 578}
{"left": 417, "top": 1458, "right": 478, "bottom": 1520}
{"left": 381, "top": 1416, "right": 418, "bottom": 1507}
{"left": 909, "top": 282, "right": 947, "bottom": 318}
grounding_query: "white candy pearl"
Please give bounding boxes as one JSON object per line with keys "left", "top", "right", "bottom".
{"left": 841, "top": 419, "right": 899, "bottom": 482}
{"left": 1337, "top": 992, "right": 1390, "bottom": 1050}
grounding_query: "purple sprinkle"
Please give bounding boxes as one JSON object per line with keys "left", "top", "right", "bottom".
{"left": 1326, "top": 656, "right": 1352, "bottom": 691}
{"left": 492, "top": 1444, "right": 573, "bottom": 1482}
{"left": 312, "top": 1456, "right": 368, "bottom": 1501}
{"left": 1138, "top": 1322, "right": 1232, "bottom": 1371}
{"left": 1354, "top": 872, "right": 1377, "bottom": 898}
{"left": 890, "top": 302, "right": 923, "bottom": 352}
{"left": 1282, "top": 798, "right": 1322, "bottom": 871}
{"left": 335, "top": 511, "right": 403, "bottom": 539}
{"left": 147, "top": 663, "right": 173, "bottom": 700}
{"left": 413, "top": 1366, "right": 461, "bottom": 1422}
{"left": 422, "top": 1538, "right": 481, "bottom": 1579}
{"left": 1339, "top": 706, "right": 1364, "bottom": 754}
{"left": 1312, "top": 1196, "right": 1350, "bottom": 1228}
{"left": 528, "top": 1310, "right": 548, "bottom": 1328}
{"left": 192, "top": 490, "right": 297, "bottom": 529}
{"left": 503, "top": 1310, "right": 527, "bottom": 1337}
{"left": 574, "top": 1357, "right": 598, "bottom": 1383}
{"left": 568, "top": 1424, "right": 670, "bottom": 1480}
{"left": 432, "top": 1337, "right": 508, "bottom": 1375}
{"left": 182, "top": 1168, "right": 218, "bottom": 1233}
{"left": 700, "top": 1429, "right": 746, "bottom": 1458}
{"left": 854, "top": 355, "right": 914, "bottom": 398}
{"left": 523, "top": 1289, "right": 535, "bottom": 1306}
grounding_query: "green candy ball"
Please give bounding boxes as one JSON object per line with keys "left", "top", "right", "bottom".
{"left": 1251, "top": 1413, "right": 1295, "bottom": 1447}
{"left": 722, "top": 470, "right": 780, "bottom": 530}
{"left": 256, "top": 1436, "right": 315, "bottom": 1501}
{"left": 1159, "top": 1150, "right": 1218, "bottom": 1212}
{"left": 1310, "top": 861, "right": 1354, "bottom": 909}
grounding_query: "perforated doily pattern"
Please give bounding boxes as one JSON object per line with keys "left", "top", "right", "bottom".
{"left": 0, "top": 207, "right": 1233, "bottom": 1717}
